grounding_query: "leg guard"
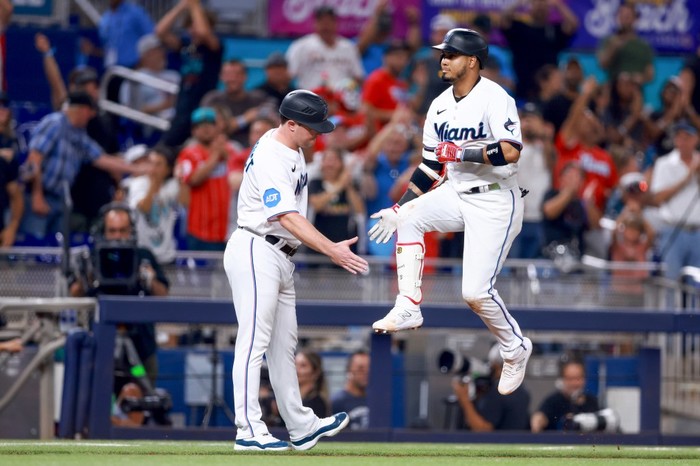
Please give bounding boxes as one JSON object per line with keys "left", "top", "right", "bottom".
{"left": 395, "top": 242, "right": 425, "bottom": 309}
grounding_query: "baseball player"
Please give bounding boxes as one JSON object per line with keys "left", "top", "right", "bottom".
{"left": 224, "top": 90, "right": 368, "bottom": 451}
{"left": 369, "top": 29, "right": 532, "bottom": 395}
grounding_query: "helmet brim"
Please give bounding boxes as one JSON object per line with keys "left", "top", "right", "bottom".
{"left": 303, "top": 119, "right": 336, "bottom": 134}
{"left": 432, "top": 43, "right": 462, "bottom": 54}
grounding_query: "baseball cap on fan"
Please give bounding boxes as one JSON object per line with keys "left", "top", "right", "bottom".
{"left": 430, "top": 14, "right": 457, "bottom": 32}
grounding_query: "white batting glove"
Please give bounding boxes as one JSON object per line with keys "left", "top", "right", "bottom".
{"left": 368, "top": 204, "right": 400, "bottom": 244}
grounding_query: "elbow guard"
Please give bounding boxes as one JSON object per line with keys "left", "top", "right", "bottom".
{"left": 411, "top": 159, "right": 443, "bottom": 193}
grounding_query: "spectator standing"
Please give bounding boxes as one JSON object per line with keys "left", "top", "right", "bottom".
{"left": 285, "top": 6, "right": 365, "bottom": 90}
{"left": 360, "top": 117, "right": 415, "bottom": 257}
{"left": 499, "top": 0, "right": 579, "bottom": 102}
{"left": 649, "top": 122, "right": 700, "bottom": 280}
{"left": 96, "top": 0, "right": 154, "bottom": 69}
{"left": 531, "top": 359, "right": 600, "bottom": 432}
{"left": 680, "top": 44, "right": 700, "bottom": 116}
{"left": 119, "top": 34, "right": 181, "bottom": 144}
{"left": 255, "top": 52, "right": 296, "bottom": 108}
{"left": 19, "top": 93, "right": 143, "bottom": 243}
{"left": 126, "top": 146, "right": 180, "bottom": 264}
{"left": 511, "top": 103, "right": 554, "bottom": 259}
{"left": 0, "top": 92, "right": 22, "bottom": 247}
{"left": 541, "top": 161, "right": 592, "bottom": 264}
{"left": 308, "top": 148, "right": 365, "bottom": 254}
{"left": 355, "top": 0, "right": 421, "bottom": 75}
{"left": 602, "top": 72, "right": 647, "bottom": 151}
{"left": 361, "top": 40, "right": 412, "bottom": 135}
{"left": 156, "top": 0, "right": 222, "bottom": 148}
{"left": 470, "top": 14, "right": 516, "bottom": 95}
{"left": 201, "top": 59, "right": 275, "bottom": 148}
{"left": 175, "top": 107, "right": 235, "bottom": 251}
{"left": 451, "top": 344, "right": 530, "bottom": 431}
{"left": 554, "top": 77, "right": 618, "bottom": 257}
{"left": 542, "top": 57, "right": 584, "bottom": 134}
{"left": 35, "top": 34, "right": 124, "bottom": 233}
{"left": 645, "top": 76, "right": 698, "bottom": 161}
{"left": 331, "top": 351, "right": 370, "bottom": 430}
{"left": 296, "top": 350, "right": 330, "bottom": 418}
{"left": 596, "top": 2, "right": 655, "bottom": 86}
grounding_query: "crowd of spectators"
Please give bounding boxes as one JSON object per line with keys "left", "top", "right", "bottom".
{"left": 0, "top": 0, "right": 698, "bottom": 282}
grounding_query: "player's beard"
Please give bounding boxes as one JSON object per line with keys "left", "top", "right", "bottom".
{"left": 441, "top": 65, "right": 467, "bottom": 83}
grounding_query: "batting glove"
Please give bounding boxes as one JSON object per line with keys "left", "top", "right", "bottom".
{"left": 368, "top": 204, "right": 400, "bottom": 244}
{"left": 435, "top": 141, "right": 463, "bottom": 163}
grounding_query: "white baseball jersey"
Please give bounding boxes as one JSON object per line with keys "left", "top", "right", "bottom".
{"left": 236, "top": 129, "right": 309, "bottom": 247}
{"left": 224, "top": 128, "right": 321, "bottom": 442}
{"left": 391, "top": 76, "right": 528, "bottom": 360}
{"left": 422, "top": 77, "right": 522, "bottom": 192}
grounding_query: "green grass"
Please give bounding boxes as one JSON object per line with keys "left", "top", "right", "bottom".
{"left": 1, "top": 441, "right": 700, "bottom": 465}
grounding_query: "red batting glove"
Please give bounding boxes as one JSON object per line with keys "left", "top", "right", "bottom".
{"left": 435, "top": 141, "right": 463, "bottom": 163}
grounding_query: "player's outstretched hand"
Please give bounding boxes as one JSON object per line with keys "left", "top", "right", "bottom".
{"left": 329, "top": 237, "right": 369, "bottom": 274}
{"left": 435, "top": 141, "right": 463, "bottom": 163}
{"left": 368, "top": 204, "right": 399, "bottom": 244}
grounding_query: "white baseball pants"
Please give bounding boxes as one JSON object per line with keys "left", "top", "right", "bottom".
{"left": 397, "top": 182, "right": 527, "bottom": 359}
{"left": 224, "top": 228, "right": 319, "bottom": 440}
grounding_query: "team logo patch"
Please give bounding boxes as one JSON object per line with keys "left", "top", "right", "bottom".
{"left": 264, "top": 188, "right": 281, "bottom": 207}
{"left": 504, "top": 118, "right": 516, "bottom": 135}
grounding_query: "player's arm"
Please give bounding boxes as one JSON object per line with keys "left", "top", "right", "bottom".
{"left": 279, "top": 212, "right": 368, "bottom": 274}
{"left": 435, "top": 140, "right": 521, "bottom": 166}
{"left": 452, "top": 379, "right": 495, "bottom": 432}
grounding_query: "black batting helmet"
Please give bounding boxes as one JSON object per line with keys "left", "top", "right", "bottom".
{"left": 279, "top": 90, "right": 335, "bottom": 134}
{"left": 432, "top": 28, "right": 489, "bottom": 70}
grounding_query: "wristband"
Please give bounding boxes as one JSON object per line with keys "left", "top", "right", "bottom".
{"left": 486, "top": 142, "right": 507, "bottom": 166}
{"left": 44, "top": 47, "right": 56, "bottom": 58}
{"left": 460, "top": 147, "right": 484, "bottom": 164}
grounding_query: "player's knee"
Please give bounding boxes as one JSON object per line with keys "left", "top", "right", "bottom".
{"left": 464, "top": 296, "right": 488, "bottom": 314}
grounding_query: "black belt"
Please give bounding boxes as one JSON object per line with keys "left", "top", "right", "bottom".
{"left": 464, "top": 182, "right": 501, "bottom": 195}
{"left": 238, "top": 226, "right": 297, "bottom": 257}
{"left": 265, "top": 234, "right": 297, "bottom": 257}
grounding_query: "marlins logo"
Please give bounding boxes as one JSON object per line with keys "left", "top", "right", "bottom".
{"left": 504, "top": 118, "right": 516, "bottom": 135}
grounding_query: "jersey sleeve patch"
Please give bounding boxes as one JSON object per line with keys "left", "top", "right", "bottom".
{"left": 263, "top": 188, "right": 281, "bottom": 207}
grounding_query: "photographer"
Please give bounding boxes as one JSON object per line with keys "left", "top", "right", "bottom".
{"left": 531, "top": 358, "right": 617, "bottom": 433}
{"left": 451, "top": 345, "right": 530, "bottom": 431}
{"left": 69, "top": 203, "right": 169, "bottom": 391}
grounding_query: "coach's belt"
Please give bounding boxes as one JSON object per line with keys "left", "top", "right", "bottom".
{"left": 238, "top": 226, "right": 297, "bottom": 257}
{"left": 464, "top": 182, "right": 501, "bottom": 195}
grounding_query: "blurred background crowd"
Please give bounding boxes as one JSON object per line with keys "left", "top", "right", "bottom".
{"left": 0, "top": 0, "right": 698, "bottom": 281}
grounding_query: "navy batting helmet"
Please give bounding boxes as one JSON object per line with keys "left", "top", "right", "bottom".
{"left": 432, "top": 28, "right": 489, "bottom": 70}
{"left": 279, "top": 90, "right": 335, "bottom": 134}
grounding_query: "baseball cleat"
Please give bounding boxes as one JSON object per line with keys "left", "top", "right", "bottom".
{"left": 234, "top": 433, "right": 290, "bottom": 451}
{"left": 498, "top": 337, "right": 532, "bottom": 395}
{"left": 290, "top": 412, "right": 349, "bottom": 451}
{"left": 372, "top": 307, "right": 424, "bottom": 333}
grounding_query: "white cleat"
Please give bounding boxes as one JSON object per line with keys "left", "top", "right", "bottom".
{"left": 234, "top": 433, "right": 290, "bottom": 451}
{"left": 291, "top": 412, "right": 349, "bottom": 451}
{"left": 498, "top": 337, "right": 533, "bottom": 395}
{"left": 372, "top": 307, "right": 424, "bottom": 333}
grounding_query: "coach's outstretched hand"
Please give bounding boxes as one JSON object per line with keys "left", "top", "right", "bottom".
{"left": 368, "top": 204, "right": 400, "bottom": 244}
{"left": 329, "top": 237, "right": 369, "bottom": 274}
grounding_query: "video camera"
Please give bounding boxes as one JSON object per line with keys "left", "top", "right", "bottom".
{"left": 119, "top": 388, "right": 173, "bottom": 426}
{"left": 70, "top": 238, "right": 140, "bottom": 293}
{"left": 437, "top": 349, "right": 492, "bottom": 395}
{"left": 94, "top": 238, "right": 139, "bottom": 289}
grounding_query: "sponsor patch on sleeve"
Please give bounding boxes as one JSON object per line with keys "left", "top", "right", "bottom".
{"left": 263, "top": 188, "right": 281, "bottom": 207}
